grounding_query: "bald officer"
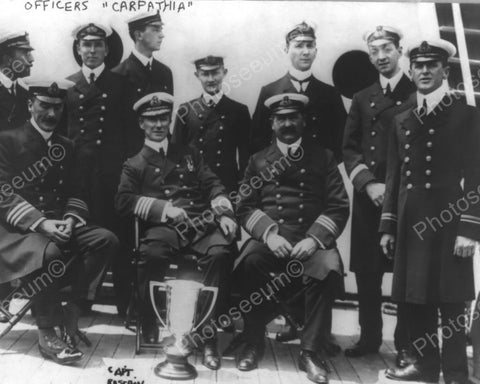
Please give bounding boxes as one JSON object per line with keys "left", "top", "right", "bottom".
{"left": 0, "top": 30, "right": 34, "bottom": 131}
{"left": 342, "top": 26, "right": 415, "bottom": 365}
{"left": 380, "top": 40, "right": 479, "bottom": 384}
{"left": 235, "top": 93, "right": 349, "bottom": 383}
{"left": 113, "top": 11, "right": 174, "bottom": 157}
{"left": 0, "top": 78, "right": 118, "bottom": 364}
{"left": 172, "top": 55, "right": 250, "bottom": 193}
{"left": 250, "top": 21, "right": 346, "bottom": 160}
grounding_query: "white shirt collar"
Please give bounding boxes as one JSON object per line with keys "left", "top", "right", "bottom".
{"left": 132, "top": 48, "right": 153, "bottom": 67}
{"left": 145, "top": 138, "right": 168, "bottom": 153}
{"left": 379, "top": 69, "right": 403, "bottom": 93}
{"left": 416, "top": 82, "right": 450, "bottom": 115}
{"left": 0, "top": 71, "right": 13, "bottom": 90}
{"left": 82, "top": 63, "right": 105, "bottom": 83}
{"left": 288, "top": 66, "right": 312, "bottom": 82}
{"left": 30, "top": 117, "right": 53, "bottom": 142}
{"left": 202, "top": 91, "right": 224, "bottom": 106}
{"left": 276, "top": 137, "right": 302, "bottom": 156}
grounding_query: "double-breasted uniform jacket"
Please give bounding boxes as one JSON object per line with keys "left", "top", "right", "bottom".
{"left": 236, "top": 140, "right": 350, "bottom": 281}
{"left": 65, "top": 69, "right": 129, "bottom": 228}
{"left": 379, "top": 96, "right": 480, "bottom": 304}
{"left": 0, "top": 122, "right": 89, "bottom": 283}
{"left": 172, "top": 95, "right": 251, "bottom": 193}
{"left": 0, "top": 81, "right": 29, "bottom": 131}
{"left": 250, "top": 73, "right": 346, "bottom": 160}
{"left": 113, "top": 54, "right": 174, "bottom": 156}
{"left": 343, "top": 75, "right": 415, "bottom": 273}
{"left": 115, "top": 142, "right": 236, "bottom": 254}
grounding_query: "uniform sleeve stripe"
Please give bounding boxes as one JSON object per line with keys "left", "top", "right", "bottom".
{"left": 6, "top": 201, "right": 29, "bottom": 223}
{"left": 66, "top": 198, "right": 88, "bottom": 210}
{"left": 246, "top": 210, "right": 265, "bottom": 232}
{"left": 461, "top": 215, "right": 480, "bottom": 224}
{"left": 349, "top": 164, "right": 369, "bottom": 182}
{"left": 134, "top": 197, "right": 148, "bottom": 216}
{"left": 8, "top": 203, "right": 33, "bottom": 225}
{"left": 315, "top": 215, "right": 339, "bottom": 236}
{"left": 66, "top": 202, "right": 88, "bottom": 210}
{"left": 12, "top": 206, "right": 35, "bottom": 227}
{"left": 135, "top": 197, "right": 156, "bottom": 221}
{"left": 460, "top": 218, "right": 480, "bottom": 225}
{"left": 142, "top": 198, "right": 155, "bottom": 220}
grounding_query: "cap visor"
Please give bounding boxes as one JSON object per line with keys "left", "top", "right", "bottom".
{"left": 196, "top": 64, "right": 222, "bottom": 71}
{"left": 272, "top": 108, "right": 302, "bottom": 115}
{"left": 140, "top": 109, "right": 171, "bottom": 117}
{"left": 290, "top": 36, "right": 315, "bottom": 42}
{"left": 368, "top": 38, "right": 395, "bottom": 47}
{"left": 34, "top": 95, "right": 64, "bottom": 104}
{"left": 79, "top": 35, "right": 105, "bottom": 41}
{"left": 411, "top": 56, "right": 443, "bottom": 63}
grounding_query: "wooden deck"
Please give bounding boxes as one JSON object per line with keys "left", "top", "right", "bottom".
{"left": 0, "top": 302, "right": 473, "bottom": 384}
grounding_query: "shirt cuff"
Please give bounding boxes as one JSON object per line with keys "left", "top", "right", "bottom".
{"left": 30, "top": 217, "right": 46, "bottom": 232}
{"left": 308, "top": 234, "right": 326, "bottom": 249}
{"left": 64, "top": 213, "right": 86, "bottom": 228}
{"left": 211, "top": 195, "right": 233, "bottom": 211}
{"left": 161, "top": 202, "right": 172, "bottom": 223}
{"left": 262, "top": 224, "right": 278, "bottom": 244}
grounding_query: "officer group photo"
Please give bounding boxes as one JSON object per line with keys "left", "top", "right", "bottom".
{"left": 0, "top": 1, "right": 479, "bottom": 384}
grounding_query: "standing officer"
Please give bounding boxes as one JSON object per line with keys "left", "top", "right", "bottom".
{"left": 0, "top": 29, "right": 34, "bottom": 131}
{"left": 172, "top": 55, "right": 250, "bottom": 193}
{"left": 0, "top": 78, "right": 118, "bottom": 364}
{"left": 115, "top": 92, "right": 237, "bottom": 370}
{"left": 235, "top": 93, "right": 349, "bottom": 384}
{"left": 250, "top": 22, "right": 346, "bottom": 160}
{"left": 113, "top": 11, "right": 173, "bottom": 156}
{"left": 65, "top": 22, "right": 130, "bottom": 316}
{"left": 342, "top": 26, "right": 414, "bottom": 365}
{"left": 380, "top": 39, "right": 479, "bottom": 384}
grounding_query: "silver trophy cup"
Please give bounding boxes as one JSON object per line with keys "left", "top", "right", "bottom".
{"left": 150, "top": 280, "right": 218, "bottom": 380}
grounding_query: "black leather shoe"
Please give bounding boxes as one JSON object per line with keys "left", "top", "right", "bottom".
{"left": 0, "top": 312, "right": 8, "bottom": 323}
{"left": 395, "top": 349, "right": 415, "bottom": 368}
{"left": 298, "top": 350, "right": 329, "bottom": 384}
{"left": 385, "top": 364, "right": 439, "bottom": 382}
{"left": 344, "top": 342, "right": 379, "bottom": 358}
{"left": 38, "top": 334, "right": 84, "bottom": 365}
{"left": 237, "top": 343, "right": 263, "bottom": 371}
{"left": 202, "top": 340, "right": 221, "bottom": 370}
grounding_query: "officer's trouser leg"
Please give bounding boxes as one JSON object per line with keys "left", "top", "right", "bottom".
{"left": 394, "top": 302, "right": 411, "bottom": 351}
{"left": 301, "top": 271, "right": 342, "bottom": 352}
{"left": 355, "top": 271, "right": 383, "bottom": 348}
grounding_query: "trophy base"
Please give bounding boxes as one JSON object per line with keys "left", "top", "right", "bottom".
{"left": 154, "top": 355, "right": 197, "bottom": 380}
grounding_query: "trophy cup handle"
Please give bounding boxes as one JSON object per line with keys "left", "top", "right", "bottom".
{"left": 192, "top": 286, "right": 218, "bottom": 332}
{"left": 149, "top": 281, "right": 169, "bottom": 329}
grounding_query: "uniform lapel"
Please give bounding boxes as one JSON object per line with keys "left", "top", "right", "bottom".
{"left": 69, "top": 70, "right": 102, "bottom": 101}
{"left": 280, "top": 73, "right": 299, "bottom": 93}
{"left": 369, "top": 82, "right": 395, "bottom": 117}
{"left": 127, "top": 54, "right": 149, "bottom": 87}
{"left": 163, "top": 143, "right": 184, "bottom": 177}
{"left": 140, "top": 145, "right": 165, "bottom": 169}
{"left": 23, "top": 122, "right": 49, "bottom": 157}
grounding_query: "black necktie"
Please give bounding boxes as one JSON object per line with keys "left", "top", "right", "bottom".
{"left": 289, "top": 74, "right": 312, "bottom": 94}
{"left": 206, "top": 99, "right": 215, "bottom": 108}
{"left": 89, "top": 72, "right": 95, "bottom": 84}
{"left": 418, "top": 98, "right": 428, "bottom": 117}
{"left": 385, "top": 83, "right": 392, "bottom": 97}
{"left": 159, "top": 147, "right": 166, "bottom": 158}
{"left": 146, "top": 62, "right": 152, "bottom": 72}
{"left": 9, "top": 83, "right": 15, "bottom": 96}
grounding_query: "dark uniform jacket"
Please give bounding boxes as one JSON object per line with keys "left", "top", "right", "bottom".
{"left": 115, "top": 142, "right": 235, "bottom": 253}
{"left": 65, "top": 69, "right": 129, "bottom": 228}
{"left": 379, "top": 96, "right": 480, "bottom": 304}
{"left": 172, "top": 95, "right": 251, "bottom": 193}
{"left": 0, "top": 122, "right": 89, "bottom": 283}
{"left": 113, "top": 54, "right": 174, "bottom": 156}
{"left": 0, "top": 81, "right": 29, "bottom": 131}
{"left": 250, "top": 73, "right": 346, "bottom": 160}
{"left": 343, "top": 75, "right": 415, "bottom": 273}
{"left": 236, "top": 140, "right": 350, "bottom": 280}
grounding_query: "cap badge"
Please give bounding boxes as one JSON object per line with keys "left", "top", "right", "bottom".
{"left": 48, "top": 82, "right": 59, "bottom": 97}
{"left": 280, "top": 96, "right": 291, "bottom": 107}
{"left": 150, "top": 96, "right": 160, "bottom": 106}
{"left": 419, "top": 41, "right": 430, "bottom": 53}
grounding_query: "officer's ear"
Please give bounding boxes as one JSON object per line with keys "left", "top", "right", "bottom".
{"left": 284, "top": 43, "right": 290, "bottom": 54}
{"left": 442, "top": 64, "right": 450, "bottom": 80}
{"left": 138, "top": 116, "right": 145, "bottom": 130}
{"left": 397, "top": 45, "right": 403, "bottom": 56}
{"left": 194, "top": 70, "right": 199, "bottom": 80}
{"left": 27, "top": 97, "right": 34, "bottom": 113}
{"left": 104, "top": 42, "right": 109, "bottom": 57}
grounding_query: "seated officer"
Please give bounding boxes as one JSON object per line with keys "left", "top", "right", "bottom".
{"left": 235, "top": 93, "right": 349, "bottom": 384}
{"left": 115, "top": 92, "right": 237, "bottom": 371}
{"left": 0, "top": 79, "right": 118, "bottom": 364}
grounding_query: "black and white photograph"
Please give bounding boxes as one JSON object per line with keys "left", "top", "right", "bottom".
{"left": 0, "top": 1, "right": 479, "bottom": 383}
